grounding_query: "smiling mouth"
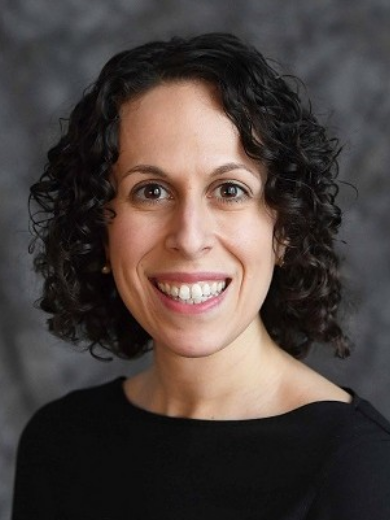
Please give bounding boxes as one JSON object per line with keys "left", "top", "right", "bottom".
{"left": 153, "top": 279, "right": 230, "bottom": 305}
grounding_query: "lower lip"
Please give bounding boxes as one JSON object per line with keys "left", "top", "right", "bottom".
{"left": 152, "top": 283, "right": 228, "bottom": 315}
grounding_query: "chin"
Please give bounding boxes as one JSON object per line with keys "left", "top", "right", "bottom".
{"left": 154, "top": 335, "right": 230, "bottom": 360}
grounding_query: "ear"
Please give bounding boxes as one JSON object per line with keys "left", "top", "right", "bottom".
{"left": 103, "top": 242, "right": 111, "bottom": 270}
{"left": 101, "top": 230, "right": 112, "bottom": 273}
{"left": 273, "top": 227, "right": 288, "bottom": 267}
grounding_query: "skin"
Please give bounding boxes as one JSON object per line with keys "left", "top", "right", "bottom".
{"left": 106, "top": 81, "right": 350, "bottom": 420}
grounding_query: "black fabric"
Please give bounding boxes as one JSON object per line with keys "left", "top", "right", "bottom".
{"left": 12, "top": 377, "right": 390, "bottom": 519}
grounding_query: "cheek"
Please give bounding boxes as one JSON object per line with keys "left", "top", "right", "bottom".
{"left": 106, "top": 220, "right": 150, "bottom": 312}
{"left": 106, "top": 212, "right": 167, "bottom": 279}
{"left": 107, "top": 216, "right": 143, "bottom": 266}
{"left": 221, "top": 211, "right": 276, "bottom": 260}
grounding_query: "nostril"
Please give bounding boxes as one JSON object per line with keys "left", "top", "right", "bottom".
{"left": 164, "top": 213, "right": 215, "bottom": 256}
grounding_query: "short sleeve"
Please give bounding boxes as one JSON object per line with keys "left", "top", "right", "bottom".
{"left": 307, "top": 437, "right": 390, "bottom": 520}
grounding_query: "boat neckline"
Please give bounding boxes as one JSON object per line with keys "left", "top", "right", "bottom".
{"left": 113, "top": 376, "right": 359, "bottom": 426}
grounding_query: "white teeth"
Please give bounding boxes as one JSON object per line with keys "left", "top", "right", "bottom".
{"left": 171, "top": 286, "right": 179, "bottom": 297}
{"left": 202, "top": 283, "right": 211, "bottom": 296}
{"left": 179, "top": 285, "right": 191, "bottom": 301}
{"left": 156, "top": 280, "right": 227, "bottom": 304}
{"left": 191, "top": 283, "right": 203, "bottom": 300}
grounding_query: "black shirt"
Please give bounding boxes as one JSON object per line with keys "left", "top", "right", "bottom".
{"left": 12, "top": 377, "right": 390, "bottom": 519}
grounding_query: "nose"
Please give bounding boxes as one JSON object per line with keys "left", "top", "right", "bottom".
{"left": 165, "top": 196, "right": 215, "bottom": 259}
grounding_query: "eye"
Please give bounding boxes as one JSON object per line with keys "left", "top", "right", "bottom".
{"left": 131, "top": 182, "right": 172, "bottom": 204}
{"left": 212, "top": 182, "right": 249, "bottom": 203}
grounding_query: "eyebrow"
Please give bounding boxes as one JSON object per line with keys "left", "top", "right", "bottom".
{"left": 119, "top": 162, "right": 261, "bottom": 181}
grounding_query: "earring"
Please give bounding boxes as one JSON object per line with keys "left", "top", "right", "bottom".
{"left": 101, "top": 264, "right": 111, "bottom": 274}
{"left": 277, "top": 256, "right": 285, "bottom": 268}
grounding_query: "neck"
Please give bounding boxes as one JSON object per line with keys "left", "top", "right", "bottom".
{"left": 128, "top": 320, "right": 291, "bottom": 420}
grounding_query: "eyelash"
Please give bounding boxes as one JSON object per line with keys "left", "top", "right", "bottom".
{"left": 130, "top": 181, "right": 250, "bottom": 206}
{"left": 211, "top": 182, "right": 249, "bottom": 204}
{"left": 131, "top": 183, "right": 172, "bottom": 205}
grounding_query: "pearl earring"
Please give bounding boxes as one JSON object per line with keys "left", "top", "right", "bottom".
{"left": 101, "top": 264, "right": 111, "bottom": 274}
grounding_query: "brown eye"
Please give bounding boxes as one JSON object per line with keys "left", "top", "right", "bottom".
{"left": 132, "top": 182, "right": 171, "bottom": 203}
{"left": 212, "top": 182, "right": 249, "bottom": 203}
{"left": 221, "top": 184, "right": 240, "bottom": 198}
{"left": 143, "top": 184, "right": 164, "bottom": 199}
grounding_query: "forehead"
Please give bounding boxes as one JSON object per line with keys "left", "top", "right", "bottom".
{"left": 113, "top": 80, "right": 265, "bottom": 186}
{"left": 120, "top": 80, "right": 222, "bottom": 119}
{"left": 117, "top": 81, "right": 242, "bottom": 159}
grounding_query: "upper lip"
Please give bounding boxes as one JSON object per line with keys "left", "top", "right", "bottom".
{"left": 149, "top": 272, "right": 231, "bottom": 284}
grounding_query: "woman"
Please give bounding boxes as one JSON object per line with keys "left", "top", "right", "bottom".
{"left": 13, "top": 33, "right": 390, "bottom": 519}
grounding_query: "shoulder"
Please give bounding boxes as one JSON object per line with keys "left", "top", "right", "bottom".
{"left": 352, "top": 392, "right": 390, "bottom": 432}
{"left": 284, "top": 359, "right": 389, "bottom": 438}
{"left": 26, "top": 376, "right": 125, "bottom": 424}
{"left": 307, "top": 394, "right": 390, "bottom": 519}
{"left": 17, "top": 377, "right": 126, "bottom": 457}
{"left": 319, "top": 391, "right": 390, "bottom": 470}
{"left": 339, "top": 391, "right": 390, "bottom": 441}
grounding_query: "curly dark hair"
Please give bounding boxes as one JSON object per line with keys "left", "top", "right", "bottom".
{"left": 29, "top": 32, "right": 351, "bottom": 360}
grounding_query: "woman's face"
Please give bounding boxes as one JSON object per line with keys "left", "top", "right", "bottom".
{"left": 107, "top": 81, "right": 282, "bottom": 359}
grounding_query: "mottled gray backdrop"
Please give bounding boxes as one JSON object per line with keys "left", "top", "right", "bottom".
{"left": 1, "top": 0, "right": 389, "bottom": 517}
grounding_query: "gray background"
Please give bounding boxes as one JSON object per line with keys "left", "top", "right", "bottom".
{"left": 1, "top": 0, "right": 389, "bottom": 517}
